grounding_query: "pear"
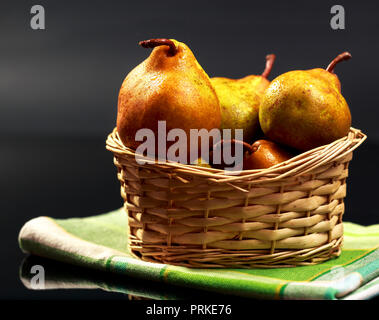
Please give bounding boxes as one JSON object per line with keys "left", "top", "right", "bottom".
{"left": 191, "top": 157, "right": 211, "bottom": 168}
{"left": 243, "top": 139, "right": 293, "bottom": 170}
{"left": 259, "top": 52, "right": 352, "bottom": 151}
{"left": 117, "top": 38, "right": 221, "bottom": 161}
{"left": 209, "top": 139, "right": 250, "bottom": 170}
{"left": 211, "top": 54, "right": 276, "bottom": 143}
{"left": 211, "top": 138, "right": 292, "bottom": 170}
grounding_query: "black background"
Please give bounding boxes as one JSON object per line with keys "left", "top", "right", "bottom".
{"left": 1, "top": 0, "right": 378, "bottom": 300}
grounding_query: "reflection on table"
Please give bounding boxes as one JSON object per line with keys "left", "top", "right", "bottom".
{"left": 19, "top": 255, "right": 243, "bottom": 300}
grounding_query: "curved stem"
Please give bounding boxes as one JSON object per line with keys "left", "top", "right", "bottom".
{"left": 261, "top": 54, "right": 276, "bottom": 78}
{"left": 326, "top": 52, "right": 352, "bottom": 73}
{"left": 213, "top": 139, "right": 254, "bottom": 154}
{"left": 139, "top": 38, "right": 178, "bottom": 56}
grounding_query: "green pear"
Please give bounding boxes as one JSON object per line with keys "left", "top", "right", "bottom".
{"left": 211, "top": 54, "right": 276, "bottom": 143}
{"left": 259, "top": 52, "right": 352, "bottom": 151}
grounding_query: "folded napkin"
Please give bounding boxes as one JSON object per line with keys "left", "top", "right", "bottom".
{"left": 18, "top": 208, "right": 379, "bottom": 300}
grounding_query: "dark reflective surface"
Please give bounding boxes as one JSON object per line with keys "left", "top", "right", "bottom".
{"left": 20, "top": 255, "right": 248, "bottom": 300}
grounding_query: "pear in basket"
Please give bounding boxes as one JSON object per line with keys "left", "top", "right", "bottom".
{"left": 117, "top": 38, "right": 221, "bottom": 162}
{"left": 259, "top": 52, "right": 352, "bottom": 151}
{"left": 211, "top": 54, "right": 276, "bottom": 143}
{"left": 210, "top": 139, "right": 293, "bottom": 170}
{"left": 243, "top": 139, "right": 293, "bottom": 169}
{"left": 191, "top": 157, "right": 211, "bottom": 168}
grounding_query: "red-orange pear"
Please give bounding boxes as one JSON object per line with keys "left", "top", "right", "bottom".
{"left": 243, "top": 139, "right": 293, "bottom": 170}
{"left": 117, "top": 39, "right": 221, "bottom": 160}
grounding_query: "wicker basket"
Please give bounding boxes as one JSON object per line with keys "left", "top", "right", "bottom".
{"left": 106, "top": 127, "right": 366, "bottom": 268}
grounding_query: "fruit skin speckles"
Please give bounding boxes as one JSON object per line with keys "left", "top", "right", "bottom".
{"left": 259, "top": 52, "right": 352, "bottom": 151}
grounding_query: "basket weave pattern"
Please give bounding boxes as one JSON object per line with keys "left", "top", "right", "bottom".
{"left": 106, "top": 128, "right": 366, "bottom": 268}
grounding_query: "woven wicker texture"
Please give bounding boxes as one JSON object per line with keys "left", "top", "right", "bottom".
{"left": 106, "top": 128, "right": 366, "bottom": 268}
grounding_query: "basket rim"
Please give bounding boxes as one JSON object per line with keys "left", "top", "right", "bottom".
{"left": 106, "top": 127, "right": 366, "bottom": 183}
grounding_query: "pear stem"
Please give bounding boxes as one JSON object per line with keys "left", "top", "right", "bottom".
{"left": 139, "top": 38, "right": 178, "bottom": 56}
{"left": 261, "top": 54, "right": 276, "bottom": 78}
{"left": 213, "top": 139, "right": 254, "bottom": 154}
{"left": 326, "top": 52, "right": 352, "bottom": 73}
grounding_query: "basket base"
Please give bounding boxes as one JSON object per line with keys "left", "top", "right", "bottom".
{"left": 129, "top": 237, "right": 343, "bottom": 268}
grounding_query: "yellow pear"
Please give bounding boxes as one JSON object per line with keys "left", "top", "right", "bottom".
{"left": 211, "top": 54, "right": 276, "bottom": 143}
{"left": 191, "top": 157, "right": 211, "bottom": 168}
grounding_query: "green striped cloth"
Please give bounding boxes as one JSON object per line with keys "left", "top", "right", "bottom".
{"left": 18, "top": 208, "right": 379, "bottom": 300}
